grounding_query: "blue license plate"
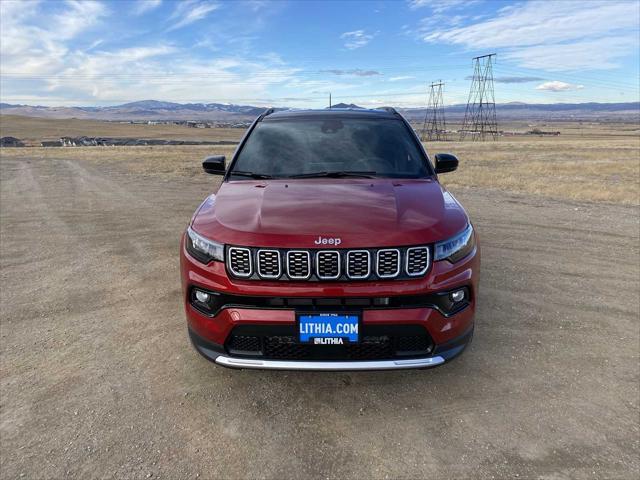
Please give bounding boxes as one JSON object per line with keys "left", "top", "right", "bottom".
{"left": 298, "top": 313, "right": 359, "bottom": 344}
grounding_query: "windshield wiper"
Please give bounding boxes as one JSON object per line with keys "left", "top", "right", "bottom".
{"left": 229, "top": 170, "right": 274, "bottom": 179}
{"left": 288, "top": 170, "right": 377, "bottom": 179}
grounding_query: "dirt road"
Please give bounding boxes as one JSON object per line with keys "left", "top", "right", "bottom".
{"left": 1, "top": 154, "right": 638, "bottom": 479}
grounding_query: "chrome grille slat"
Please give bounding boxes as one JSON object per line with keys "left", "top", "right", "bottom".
{"left": 406, "top": 247, "right": 430, "bottom": 276}
{"left": 377, "top": 249, "right": 401, "bottom": 278}
{"left": 286, "top": 250, "right": 311, "bottom": 280}
{"left": 257, "top": 249, "right": 281, "bottom": 279}
{"left": 228, "top": 247, "right": 252, "bottom": 277}
{"left": 316, "top": 251, "right": 341, "bottom": 280}
{"left": 346, "top": 250, "right": 370, "bottom": 279}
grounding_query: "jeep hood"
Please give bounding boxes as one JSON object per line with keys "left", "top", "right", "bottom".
{"left": 191, "top": 179, "right": 468, "bottom": 248}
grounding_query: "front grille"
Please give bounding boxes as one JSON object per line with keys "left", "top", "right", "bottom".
{"left": 286, "top": 251, "right": 311, "bottom": 279}
{"left": 257, "top": 250, "right": 281, "bottom": 278}
{"left": 377, "top": 249, "right": 400, "bottom": 278}
{"left": 406, "top": 247, "right": 430, "bottom": 276}
{"left": 225, "top": 245, "right": 432, "bottom": 281}
{"left": 228, "top": 247, "right": 252, "bottom": 277}
{"left": 225, "top": 325, "right": 434, "bottom": 361}
{"left": 316, "top": 251, "right": 340, "bottom": 279}
{"left": 346, "top": 250, "right": 370, "bottom": 279}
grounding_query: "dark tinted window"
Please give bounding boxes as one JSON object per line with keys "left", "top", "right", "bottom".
{"left": 231, "top": 117, "right": 430, "bottom": 178}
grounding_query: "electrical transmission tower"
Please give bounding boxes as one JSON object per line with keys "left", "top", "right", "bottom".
{"left": 460, "top": 54, "right": 498, "bottom": 141}
{"left": 421, "top": 81, "right": 447, "bottom": 141}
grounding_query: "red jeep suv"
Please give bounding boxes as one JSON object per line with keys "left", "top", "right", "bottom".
{"left": 180, "top": 107, "right": 480, "bottom": 370}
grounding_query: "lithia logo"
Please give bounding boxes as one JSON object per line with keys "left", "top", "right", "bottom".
{"left": 314, "top": 236, "right": 342, "bottom": 246}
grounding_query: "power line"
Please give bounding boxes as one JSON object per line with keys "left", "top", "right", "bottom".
{"left": 460, "top": 54, "right": 498, "bottom": 141}
{"left": 421, "top": 81, "right": 447, "bottom": 141}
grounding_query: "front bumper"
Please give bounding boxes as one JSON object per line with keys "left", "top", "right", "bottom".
{"left": 189, "top": 325, "right": 473, "bottom": 370}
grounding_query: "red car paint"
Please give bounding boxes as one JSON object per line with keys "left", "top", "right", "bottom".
{"left": 180, "top": 108, "right": 480, "bottom": 370}
{"left": 190, "top": 179, "right": 468, "bottom": 248}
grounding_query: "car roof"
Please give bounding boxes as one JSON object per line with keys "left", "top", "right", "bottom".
{"left": 263, "top": 107, "right": 398, "bottom": 121}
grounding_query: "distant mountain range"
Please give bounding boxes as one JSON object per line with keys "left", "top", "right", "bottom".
{"left": 0, "top": 100, "right": 274, "bottom": 121}
{"left": 1, "top": 99, "right": 638, "bottom": 121}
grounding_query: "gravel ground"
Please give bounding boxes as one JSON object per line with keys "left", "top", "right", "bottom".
{"left": 1, "top": 154, "right": 638, "bottom": 479}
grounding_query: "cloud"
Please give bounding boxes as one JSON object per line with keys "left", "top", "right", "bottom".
{"left": 321, "top": 69, "right": 381, "bottom": 77}
{"left": 0, "top": 0, "right": 109, "bottom": 75}
{"left": 389, "top": 76, "right": 415, "bottom": 81}
{"left": 168, "top": 0, "right": 219, "bottom": 31}
{"left": 408, "top": 0, "right": 478, "bottom": 12}
{"left": 503, "top": 36, "right": 636, "bottom": 71}
{"left": 420, "top": 0, "right": 640, "bottom": 71}
{"left": 495, "top": 76, "right": 544, "bottom": 83}
{"left": 406, "top": 12, "right": 467, "bottom": 39}
{"left": 54, "top": 1, "right": 109, "bottom": 39}
{"left": 134, "top": 0, "right": 161, "bottom": 15}
{"left": 0, "top": 0, "right": 308, "bottom": 107}
{"left": 465, "top": 75, "right": 544, "bottom": 84}
{"left": 536, "top": 81, "right": 584, "bottom": 92}
{"left": 340, "top": 30, "right": 375, "bottom": 50}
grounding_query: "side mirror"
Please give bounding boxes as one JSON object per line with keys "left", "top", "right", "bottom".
{"left": 202, "top": 155, "right": 225, "bottom": 175}
{"left": 434, "top": 153, "right": 458, "bottom": 174}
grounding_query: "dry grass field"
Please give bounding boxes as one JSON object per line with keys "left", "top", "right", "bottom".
{"left": 436, "top": 135, "right": 640, "bottom": 204}
{"left": 0, "top": 114, "right": 245, "bottom": 145}
{"left": 1, "top": 116, "right": 638, "bottom": 205}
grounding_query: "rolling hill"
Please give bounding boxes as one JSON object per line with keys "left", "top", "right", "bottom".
{"left": 1, "top": 100, "right": 638, "bottom": 121}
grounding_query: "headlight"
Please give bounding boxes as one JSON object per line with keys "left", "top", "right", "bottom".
{"left": 434, "top": 224, "right": 475, "bottom": 263}
{"left": 186, "top": 226, "right": 224, "bottom": 264}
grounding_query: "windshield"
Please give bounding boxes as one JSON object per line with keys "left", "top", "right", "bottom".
{"left": 230, "top": 117, "right": 431, "bottom": 179}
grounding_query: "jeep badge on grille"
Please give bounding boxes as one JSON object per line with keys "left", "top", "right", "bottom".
{"left": 314, "top": 236, "right": 342, "bottom": 246}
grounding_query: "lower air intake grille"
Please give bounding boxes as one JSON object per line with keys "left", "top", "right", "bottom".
{"left": 346, "top": 336, "right": 394, "bottom": 359}
{"left": 227, "top": 335, "right": 261, "bottom": 354}
{"left": 263, "top": 336, "right": 311, "bottom": 359}
{"left": 396, "top": 335, "right": 432, "bottom": 354}
{"left": 225, "top": 326, "right": 434, "bottom": 361}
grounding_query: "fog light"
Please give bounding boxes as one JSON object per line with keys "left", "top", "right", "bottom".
{"left": 195, "top": 290, "right": 210, "bottom": 303}
{"left": 450, "top": 289, "right": 465, "bottom": 303}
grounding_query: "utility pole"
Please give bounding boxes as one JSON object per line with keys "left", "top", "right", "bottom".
{"left": 421, "top": 81, "right": 447, "bottom": 141}
{"left": 460, "top": 54, "right": 498, "bottom": 141}
{"left": 329, "top": 93, "right": 332, "bottom": 109}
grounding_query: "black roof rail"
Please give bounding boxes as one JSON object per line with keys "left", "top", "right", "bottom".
{"left": 376, "top": 106, "right": 398, "bottom": 115}
{"left": 258, "top": 107, "right": 275, "bottom": 121}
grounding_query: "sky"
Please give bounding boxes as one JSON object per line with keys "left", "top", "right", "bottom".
{"left": 0, "top": 0, "right": 639, "bottom": 108}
